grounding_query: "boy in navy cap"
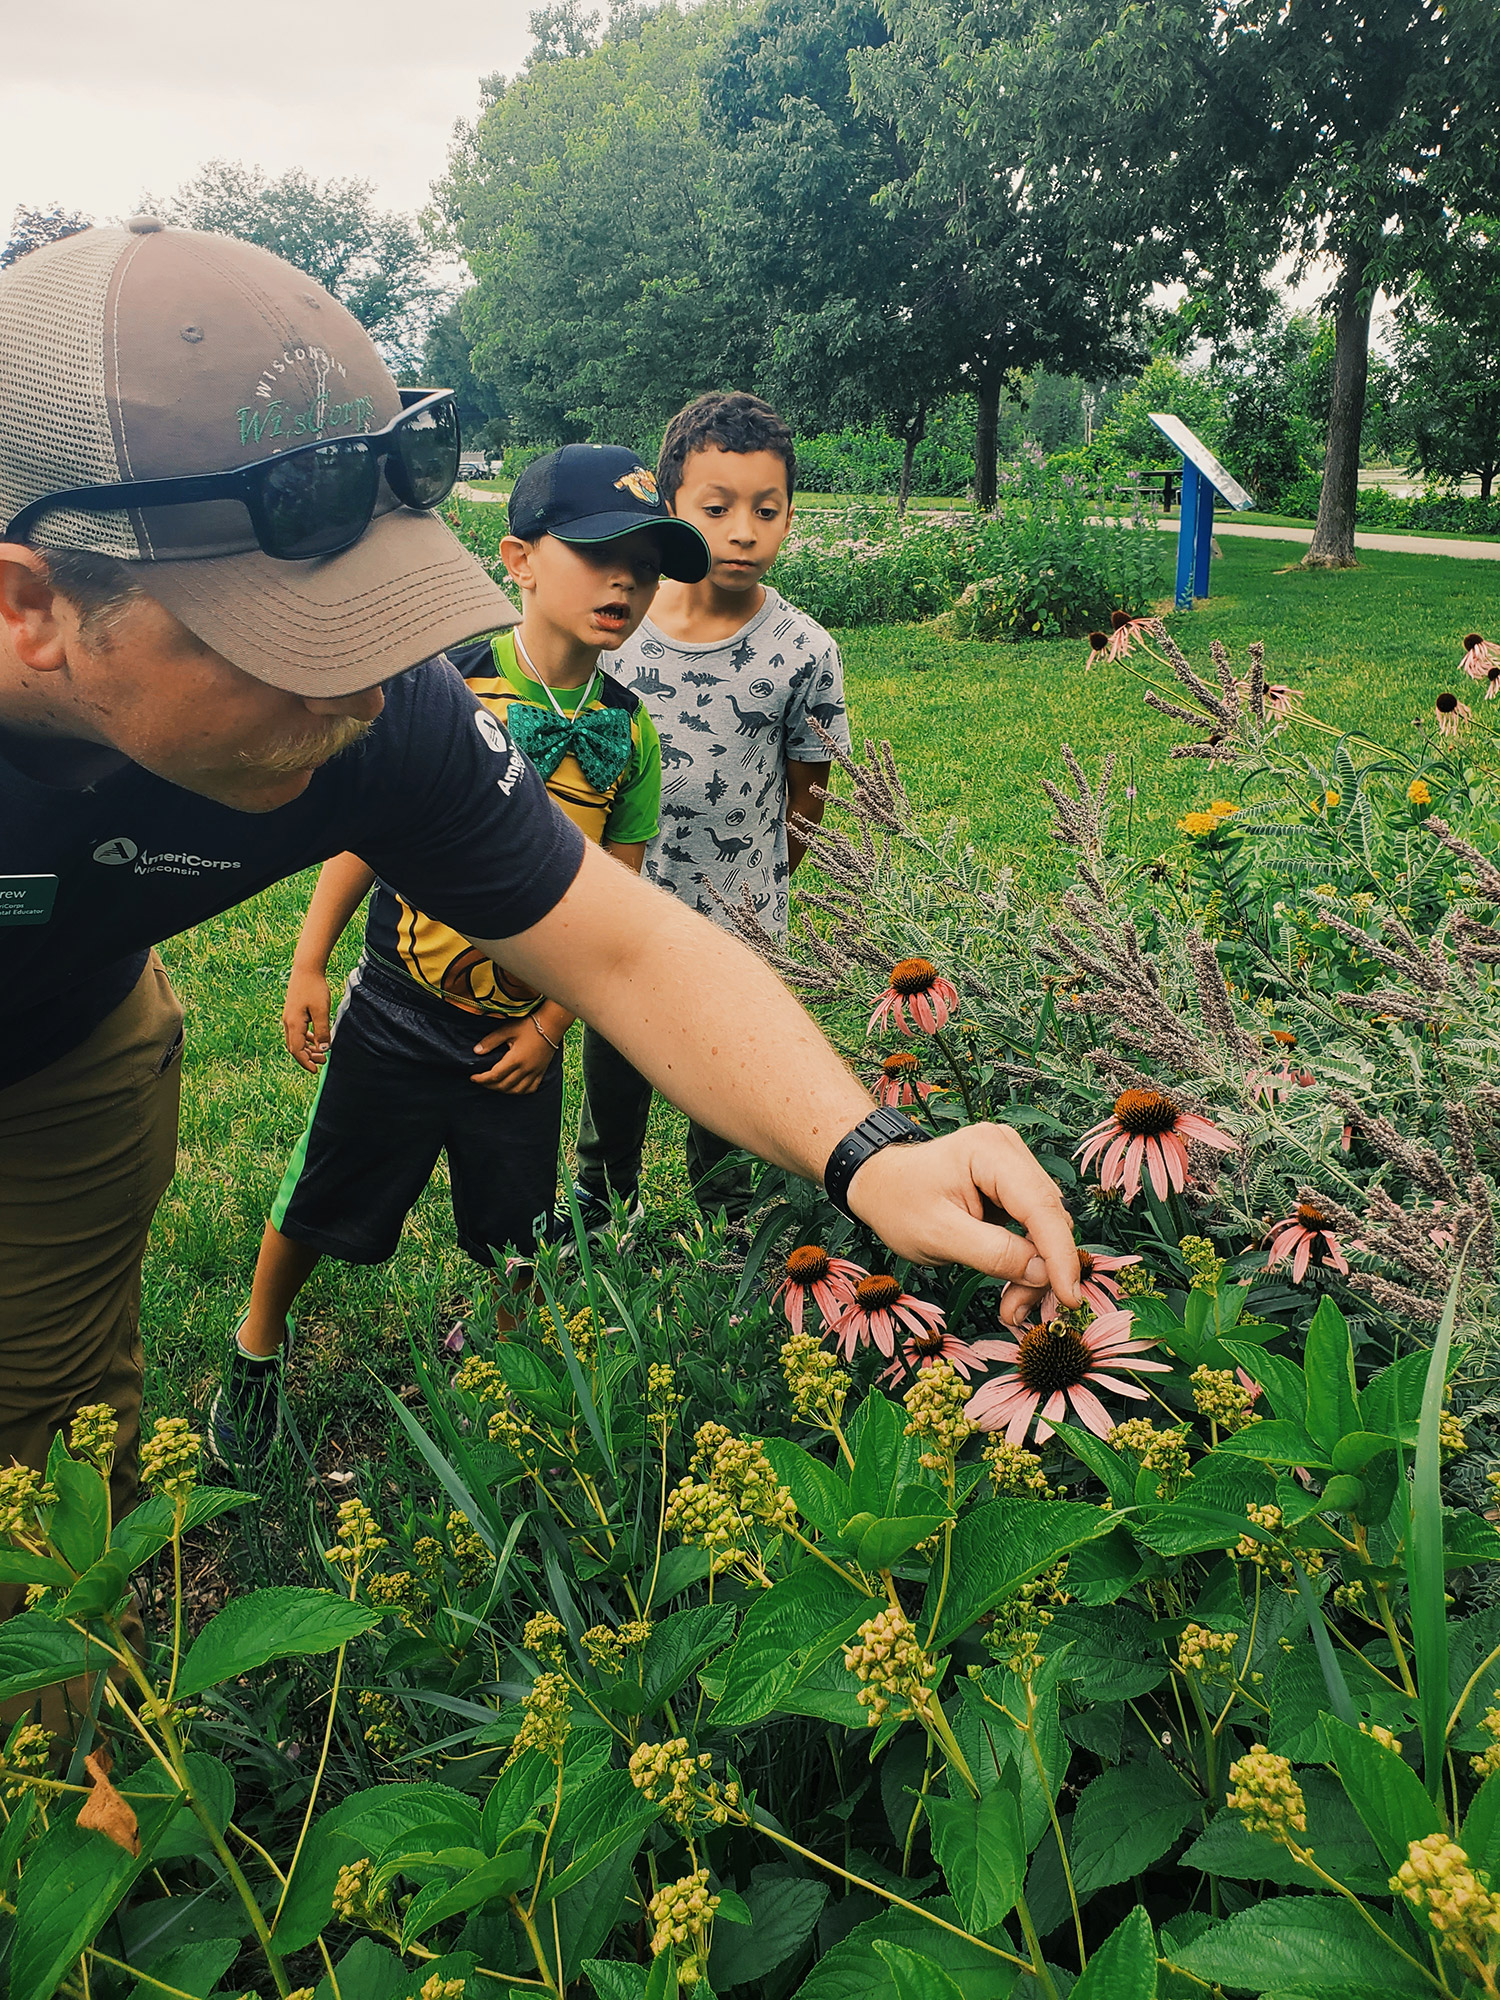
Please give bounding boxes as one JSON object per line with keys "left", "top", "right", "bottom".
{"left": 211, "top": 446, "right": 705, "bottom": 1468}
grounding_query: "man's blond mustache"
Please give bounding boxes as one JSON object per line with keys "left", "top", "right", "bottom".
{"left": 241, "top": 714, "right": 373, "bottom": 775}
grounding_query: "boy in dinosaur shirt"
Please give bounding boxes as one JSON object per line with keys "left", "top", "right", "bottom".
{"left": 574, "top": 392, "right": 851, "bottom": 1225}
{"left": 210, "top": 445, "right": 708, "bottom": 1469}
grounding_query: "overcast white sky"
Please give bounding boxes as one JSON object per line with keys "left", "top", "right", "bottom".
{"left": 0, "top": 0, "right": 535, "bottom": 230}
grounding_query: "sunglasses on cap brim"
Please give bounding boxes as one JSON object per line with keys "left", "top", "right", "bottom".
{"left": 5, "top": 389, "right": 461, "bottom": 563}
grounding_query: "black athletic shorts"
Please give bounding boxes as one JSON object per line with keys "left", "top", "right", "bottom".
{"left": 270, "top": 956, "right": 562, "bottom": 1269}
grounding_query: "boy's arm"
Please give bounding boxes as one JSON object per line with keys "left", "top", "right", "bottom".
{"left": 471, "top": 842, "right": 1083, "bottom": 1311}
{"left": 786, "top": 760, "right": 832, "bottom": 874}
{"left": 283, "top": 852, "right": 377, "bottom": 1073}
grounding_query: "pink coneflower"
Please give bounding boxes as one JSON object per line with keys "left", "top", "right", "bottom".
{"left": 773, "top": 1245, "right": 865, "bottom": 1337}
{"left": 965, "top": 1310, "right": 1172, "bottom": 1443}
{"left": 1436, "top": 693, "right": 1472, "bottom": 738}
{"left": 1086, "top": 632, "right": 1110, "bottom": 671}
{"left": 1246, "top": 1064, "right": 1315, "bottom": 1103}
{"left": 1076, "top": 1088, "right": 1238, "bottom": 1203}
{"left": 879, "top": 1322, "right": 1013, "bottom": 1383}
{"left": 869, "top": 959, "right": 960, "bottom": 1037}
{"left": 1264, "top": 685, "right": 1301, "bottom": 719}
{"left": 1107, "top": 609, "right": 1154, "bottom": 661}
{"left": 1487, "top": 666, "right": 1500, "bottom": 702}
{"left": 872, "top": 1050, "right": 941, "bottom": 1108}
{"left": 1461, "top": 634, "right": 1497, "bottom": 679}
{"left": 1040, "top": 1247, "right": 1141, "bottom": 1321}
{"left": 829, "top": 1273, "right": 946, "bottom": 1360}
{"left": 1265, "top": 1202, "right": 1350, "bottom": 1281}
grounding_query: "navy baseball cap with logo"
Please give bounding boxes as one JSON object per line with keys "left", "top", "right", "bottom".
{"left": 508, "top": 444, "right": 710, "bottom": 583}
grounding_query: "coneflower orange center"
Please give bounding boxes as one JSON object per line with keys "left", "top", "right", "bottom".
{"left": 910, "top": 1325, "right": 947, "bottom": 1356}
{"left": 883, "top": 1051, "right": 920, "bottom": 1076}
{"left": 890, "top": 958, "right": 939, "bottom": 996}
{"left": 1112, "top": 1088, "right": 1181, "bottom": 1136}
{"left": 1016, "top": 1323, "right": 1092, "bottom": 1395}
{"left": 855, "top": 1274, "right": 903, "bottom": 1310}
{"left": 1271, "top": 1029, "right": 1297, "bottom": 1047}
{"left": 1295, "top": 1203, "right": 1327, "bottom": 1232}
{"left": 786, "top": 1245, "right": 830, "bottom": 1284}
{"left": 1076, "top": 1249, "right": 1096, "bottom": 1280}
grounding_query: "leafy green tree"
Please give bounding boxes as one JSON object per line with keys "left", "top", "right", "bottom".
{"left": 1390, "top": 219, "right": 1500, "bottom": 501}
{"left": 1, "top": 203, "right": 91, "bottom": 269}
{"left": 997, "top": 0, "right": 1500, "bottom": 565}
{"left": 439, "top": 3, "right": 754, "bottom": 446}
{"left": 1101, "top": 356, "right": 1225, "bottom": 466}
{"left": 415, "top": 297, "right": 508, "bottom": 455}
{"left": 147, "top": 162, "right": 440, "bottom": 369}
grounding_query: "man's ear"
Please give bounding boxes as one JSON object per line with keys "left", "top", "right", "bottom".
{"left": 0, "top": 547, "right": 68, "bottom": 672}
{"left": 500, "top": 534, "right": 535, "bottom": 591}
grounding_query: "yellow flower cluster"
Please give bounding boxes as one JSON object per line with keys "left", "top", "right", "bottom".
{"left": 486, "top": 1402, "right": 537, "bottom": 1468}
{"left": 67, "top": 1402, "right": 118, "bottom": 1472}
{"left": 628, "top": 1735, "right": 739, "bottom": 1829}
{"left": 1471, "top": 1701, "right": 1500, "bottom": 1780}
{"left": 1226, "top": 1745, "right": 1307, "bottom": 1843}
{"left": 583, "top": 1624, "right": 623, "bottom": 1671}
{"left": 357, "top": 1689, "right": 407, "bottom": 1759}
{"left": 365, "top": 1570, "right": 428, "bottom": 1626}
{"left": 2, "top": 1722, "right": 52, "bottom": 1802}
{"left": 1178, "top": 801, "right": 1239, "bottom": 838}
{"left": 523, "top": 1612, "right": 568, "bottom": 1667}
{"left": 984, "top": 1564, "right": 1071, "bottom": 1678}
{"left": 665, "top": 1424, "right": 796, "bottom": 1572}
{"left": 1440, "top": 1411, "right": 1468, "bottom": 1456}
{"left": 1235, "top": 1501, "right": 1323, "bottom": 1579}
{"left": 1178, "top": 1235, "right": 1227, "bottom": 1293}
{"left": 1360, "top": 1720, "right": 1404, "bottom": 1755}
{"left": 984, "top": 1439, "right": 1052, "bottom": 1499}
{"left": 1107, "top": 1420, "right": 1193, "bottom": 1488}
{"left": 331, "top": 1857, "right": 373, "bottom": 1923}
{"left": 1116, "top": 1261, "right": 1161, "bottom": 1299}
{"left": 1191, "top": 1366, "right": 1259, "bottom": 1433}
{"left": 139, "top": 1417, "right": 202, "bottom": 1502}
{"left": 453, "top": 1355, "right": 507, "bottom": 1403}
{"left": 0, "top": 1464, "right": 55, "bottom": 1539}
{"left": 647, "top": 1867, "right": 720, "bottom": 1984}
{"left": 843, "top": 1606, "right": 935, "bottom": 1727}
{"left": 1176, "top": 1623, "right": 1239, "bottom": 1681}
{"left": 664, "top": 1478, "right": 748, "bottom": 1573}
{"left": 647, "top": 1361, "right": 683, "bottom": 1421}
{"left": 903, "top": 1359, "right": 973, "bottom": 1468}
{"left": 446, "top": 1510, "right": 491, "bottom": 1585}
{"left": 780, "top": 1333, "right": 850, "bottom": 1425}
{"left": 325, "top": 1497, "right": 387, "bottom": 1574}
{"left": 556, "top": 1306, "right": 601, "bottom": 1363}
{"left": 419, "top": 1977, "right": 467, "bottom": 2000}
{"left": 1409, "top": 778, "right": 1432, "bottom": 807}
{"left": 1392, "top": 1833, "right": 1500, "bottom": 1941}
{"left": 506, "top": 1672, "right": 572, "bottom": 1767}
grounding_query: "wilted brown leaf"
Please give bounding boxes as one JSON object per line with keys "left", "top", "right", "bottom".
{"left": 77, "top": 1747, "right": 139, "bottom": 1854}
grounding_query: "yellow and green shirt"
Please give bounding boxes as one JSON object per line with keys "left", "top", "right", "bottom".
{"left": 362, "top": 631, "right": 661, "bottom": 1018}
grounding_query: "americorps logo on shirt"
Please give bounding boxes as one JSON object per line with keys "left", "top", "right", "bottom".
{"left": 92, "top": 836, "right": 241, "bottom": 879}
{"left": 474, "top": 710, "right": 508, "bottom": 754}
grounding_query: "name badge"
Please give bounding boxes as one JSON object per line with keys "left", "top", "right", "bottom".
{"left": 0, "top": 875, "right": 58, "bottom": 924}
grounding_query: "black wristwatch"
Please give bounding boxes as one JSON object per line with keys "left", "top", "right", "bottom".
{"left": 824, "top": 1107, "right": 930, "bottom": 1221}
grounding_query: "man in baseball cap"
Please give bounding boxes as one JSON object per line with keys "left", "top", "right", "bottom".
{"left": 0, "top": 220, "right": 1080, "bottom": 1610}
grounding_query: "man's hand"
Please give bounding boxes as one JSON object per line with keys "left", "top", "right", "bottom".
{"left": 283, "top": 965, "right": 332, "bottom": 1073}
{"left": 471, "top": 1014, "right": 557, "bottom": 1094}
{"left": 846, "top": 1122, "right": 1081, "bottom": 1323}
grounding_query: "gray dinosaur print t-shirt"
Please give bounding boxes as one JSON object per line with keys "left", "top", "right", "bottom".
{"left": 610, "top": 586, "right": 850, "bottom": 937}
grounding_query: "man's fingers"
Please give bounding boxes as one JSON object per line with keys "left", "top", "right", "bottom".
{"left": 972, "top": 1131, "right": 1082, "bottom": 1309}
{"left": 999, "top": 1280, "right": 1046, "bottom": 1328}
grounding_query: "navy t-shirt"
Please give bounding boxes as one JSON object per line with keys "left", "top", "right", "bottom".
{"left": 0, "top": 654, "right": 587, "bottom": 1090}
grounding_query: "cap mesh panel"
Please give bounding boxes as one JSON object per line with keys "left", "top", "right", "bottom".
{"left": 0, "top": 228, "right": 138, "bottom": 556}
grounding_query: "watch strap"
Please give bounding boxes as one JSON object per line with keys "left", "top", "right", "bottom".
{"left": 824, "top": 1107, "right": 929, "bottom": 1221}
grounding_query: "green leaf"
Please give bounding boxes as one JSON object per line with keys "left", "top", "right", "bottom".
{"left": 1048, "top": 1604, "right": 1167, "bottom": 1702}
{"left": 0, "top": 1551, "right": 72, "bottom": 1587}
{"left": 1067, "top": 1526, "right": 1145, "bottom": 1605}
{"left": 125, "top": 1938, "right": 239, "bottom": 2000}
{"left": 273, "top": 1782, "right": 477, "bottom": 1952}
{"left": 872, "top": 1942, "right": 968, "bottom": 2000}
{"left": 149, "top": 1753, "right": 236, "bottom": 1863}
{"left": 789, "top": 1898, "right": 1014, "bottom": 1998}
{"left": 1363, "top": 1348, "right": 1449, "bottom": 1437}
{"left": 1209, "top": 1417, "right": 1332, "bottom": 1469}
{"left": 1182, "top": 1769, "right": 1388, "bottom": 1895}
{"left": 923, "top": 1498, "right": 1115, "bottom": 1650}
{"left": 1411, "top": 1269, "right": 1463, "bottom": 1801}
{"left": 44, "top": 1437, "right": 108, "bottom": 1574}
{"left": 58, "top": 1550, "right": 135, "bottom": 1622}
{"left": 925, "top": 1785, "right": 1024, "bottom": 1931}
{"left": 9, "top": 1792, "right": 181, "bottom": 2000}
{"left": 1267, "top": 1645, "right": 1413, "bottom": 1762}
{"left": 555, "top": 1821, "right": 648, "bottom": 1984}
{"left": 761, "top": 1436, "right": 849, "bottom": 1540}
{"left": 708, "top": 1866, "right": 828, "bottom": 1988}
{"left": 1069, "top": 1907, "right": 1156, "bottom": 2000}
{"left": 1328, "top": 1717, "right": 1441, "bottom": 1873}
{"left": 538, "top": 1767, "right": 660, "bottom": 1901}
{"left": 711, "top": 1569, "right": 882, "bottom": 1728}
{"left": 1330, "top": 1432, "right": 1401, "bottom": 1476}
{"left": 858, "top": 1507, "right": 951, "bottom": 1573}
{"left": 1171, "top": 1895, "right": 1432, "bottom": 1996}
{"left": 1441, "top": 1507, "right": 1500, "bottom": 1570}
{"left": 313, "top": 1937, "right": 417, "bottom": 2000}
{"left": 0, "top": 1612, "right": 102, "bottom": 1702}
{"left": 1069, "top": 1757, "right": 1199, "bottom": 1897}
{"left": 400, "top": 1847, "right": 537, "bottom": 1949}
{"left": 1221, "top": 1342, "right": 1308, "bottom": 1426}
{"left": 482, "top": 1750, "right": 556, "bottom": 1855}
{"left": 109, "top": 1486, "right": 257, "bottom": 1572}
{"left": 1466, "top": 1772, "right": 1500, "bottom": 1880}
{"left": 635, "top": 1601, "right": 737, "bottom": 1708}
{"left": 650, "top": 1544, "right": 712, "bottom": 1602}
{"left": 1052, "top": 1421, "right": 1135, "bottom": 1506}
{"left": 584, "top": 1964, "right": 651, "bottom": 2000}
{"left": 1304, "top": 1296, "right": 1361, "bottom": 1450}
{"left": 175, "top": 1585, "right": 382, "bottom": 1696}
{"left": 849, "top": 1393, "right": 921, "bottom": 1520}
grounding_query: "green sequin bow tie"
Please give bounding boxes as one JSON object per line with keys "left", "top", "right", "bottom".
{"left": 506, "top": 702, "right": 632, "bottom": 790}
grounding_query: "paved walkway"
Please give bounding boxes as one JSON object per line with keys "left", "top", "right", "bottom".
{"left": 1161, "top": 518, "right": 1500, "bottom": 562}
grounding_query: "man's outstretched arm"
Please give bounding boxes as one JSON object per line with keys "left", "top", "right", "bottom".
{"left": 475, "top": 841, "right": 1081, "bottom": 1312}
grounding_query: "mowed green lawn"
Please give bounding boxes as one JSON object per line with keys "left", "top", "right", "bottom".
{"left": 143, "top": 537, "right": 1500, "bottom": 1441}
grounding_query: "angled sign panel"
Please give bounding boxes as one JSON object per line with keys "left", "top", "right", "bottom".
{"left": 1148, "top": 413, "right": 1255, "bottom": 509}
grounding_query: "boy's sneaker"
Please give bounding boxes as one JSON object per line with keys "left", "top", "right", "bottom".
{"left": 206, "top": 1320, "right": 294, "bottom": 1476}
{"left": 546, "top": 1189, "right": 644, "bottom": 1253}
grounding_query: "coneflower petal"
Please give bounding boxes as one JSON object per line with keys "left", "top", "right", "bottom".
{"left": 1292, "top": 1233, "right": 1313, "bottom": 1283}
{"left": 1176, "top": 1113, "right": 1238, "bottom": 1151}
{"left": 1160, "top": 1132, "right": 1190, "bottom": 1193}
{"left": 1099, "top": 1131, "right": 1133, "bottom": 1188}
{"left": 1040, "top": 1392, "right": 1069, "bottom": 1423}
{"left": 1121, "top": 1135, "right": 1146, "bottom": 1203}
{"left": 1067, "top": 1384, "right": 1115, "bottom": 1436}
{"left": 1145, "top": 1136, "right": 1172, "bottom": 1202}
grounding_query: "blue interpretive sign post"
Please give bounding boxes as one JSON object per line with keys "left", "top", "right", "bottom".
{"left": 1148, "top": 413, "right": 1256, "bottom": 609}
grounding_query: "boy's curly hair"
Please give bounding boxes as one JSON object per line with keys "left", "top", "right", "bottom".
{"left": 657, "top": 392, "right": 795, "bottom": 509}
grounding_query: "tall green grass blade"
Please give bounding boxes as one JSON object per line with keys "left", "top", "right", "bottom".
{"left": 1410, "top": 1263, "right": 1466, "bottom": 1804}
{"left": 381, "top": 1380, "right": 508, "bottom": 1559}
{"left": 535, "top": 1259, "right": 614, "bottom": 1473}
{"left": 1292, "top": 1561, "right": 1357, "bottom": 1729}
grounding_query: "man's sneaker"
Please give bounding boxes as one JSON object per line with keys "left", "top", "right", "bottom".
{"left": 206, "top": 1320, "right": 293, "bottom": 1475}
{"left": 546, "top": 1189, "right": 644, "bottom": 1254}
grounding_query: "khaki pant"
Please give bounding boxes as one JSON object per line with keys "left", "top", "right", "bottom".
{"left": 0, "top": 955, "right": 183, "bottom": 1641}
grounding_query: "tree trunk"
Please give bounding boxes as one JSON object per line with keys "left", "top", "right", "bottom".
{"left": 1304, "top": 253, "right": 1374, "bottom": 569}
{"left": 974, "top": 377, "right": 1000, "bottom": 510}
{"left": 1482, "top": 467, "right": 1494, "bottom": 502}
{"left": 896, "top": 403, "right": 927, "bottom": 519}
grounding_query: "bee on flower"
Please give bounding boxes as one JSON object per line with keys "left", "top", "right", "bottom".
{"left": 964, "top": 1308, "right": 1171, "bottom": 1443}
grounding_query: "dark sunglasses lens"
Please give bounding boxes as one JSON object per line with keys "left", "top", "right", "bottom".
{"left": 256, "top": 442, "right": 381, "bottom": 558}
{"left": 389, "top": 399, "right": 460, "bottom": 510}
